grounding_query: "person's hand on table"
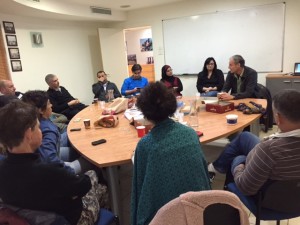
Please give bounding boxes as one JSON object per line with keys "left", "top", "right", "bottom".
{"left": 218, "top": 92, "right": 234, "bottom": 101}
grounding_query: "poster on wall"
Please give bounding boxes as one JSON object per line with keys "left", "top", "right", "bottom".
{"left": 140, "top": 38, "right": 153, "bottom": 52}
{"left": 127, "top": 54, "right": 137, "bottom": 65}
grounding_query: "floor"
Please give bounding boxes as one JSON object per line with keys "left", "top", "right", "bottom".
{"left": 116, "top": 124, "right": 300, "bottom": 225}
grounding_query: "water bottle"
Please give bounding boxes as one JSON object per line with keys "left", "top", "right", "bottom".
{"left": 189, "top": 99, "right": 199, "bottom": 127}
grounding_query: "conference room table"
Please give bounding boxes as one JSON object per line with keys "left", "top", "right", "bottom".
{"left": 67, "top": 97, "right": 267, "bottom": 218}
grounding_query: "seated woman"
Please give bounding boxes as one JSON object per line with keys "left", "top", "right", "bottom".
{"left": 92, "top": 70, "right": 121, "bottom": 102}
{"left": 197, "top": 57, "right": 224, "bottom": 97}
{"left": 131, "top": 82, "right": 211, "bottom": 225}
{"left": 160, "top": 65, "right": 183, "bottom": 97}
{"left": 22, "top": 90, "right": 93, "bottom": 174}
{"left": 121, "top": 64, "right": 148, "bottom": 97}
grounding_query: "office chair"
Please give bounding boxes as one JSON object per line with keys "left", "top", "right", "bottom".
{"left": 227, "top": 180, "right": 300, "bottom": 225}
{"left": 96, "top": 208, "right": 120, "bottom": 225}
{"left": 254, "top": 83, "right": 273, "bottom": 132}
{"left": 150, "top": 190, "right": 250, "bottom": 225}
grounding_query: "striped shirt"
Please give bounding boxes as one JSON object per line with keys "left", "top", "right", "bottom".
{"left": 233, "top": 137, "right": 300, "bottom": 195}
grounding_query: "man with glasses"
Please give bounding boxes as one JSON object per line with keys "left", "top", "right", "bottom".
{"left": 219, "top": 55, "right": 258, "bottom": 101}
{"left": 92, "top": 71, "right": 121, "bottom": 102}
{"left": 121, "top": 64, "right": 149, "bottom": 97}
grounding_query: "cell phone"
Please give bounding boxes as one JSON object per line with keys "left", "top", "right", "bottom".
{"left": 196, "top": 131, "right": 204, "bottom": 137}
{"left": 70, "top": 128, "right": 81, "bottom": 132}
{"left": 91, "top": 139, "right": 107, "bottom": 146}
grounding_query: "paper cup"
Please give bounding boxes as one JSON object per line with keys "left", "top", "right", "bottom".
{"left": 83, "top": 119, "right": 91, "bottom": 129}
{"left": 136, "top": 126, "right": 146, "bottom": 138}
{"left": 99, "top": 101, "right": 105, "bottom": 109}
{"left": 226, "top": 114, "right": 238, "bottom": 125}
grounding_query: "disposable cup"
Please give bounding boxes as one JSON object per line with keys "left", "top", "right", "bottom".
{"left": 83, "top": 119, "right": 91, "bottom": 129}
{"left": 136, "top": 126, "right": 146, "bottom": 138}
{"left": 226, "top": 114, "right": 238, "bottom": 125}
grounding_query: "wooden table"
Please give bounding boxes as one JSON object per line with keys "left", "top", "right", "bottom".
{"left": 68, "top": 98, "right": 267, "bottom": 217}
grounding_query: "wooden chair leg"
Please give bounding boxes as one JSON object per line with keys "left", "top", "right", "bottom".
{"left": 276, "top": 220, "right": 280, "bottom": 225}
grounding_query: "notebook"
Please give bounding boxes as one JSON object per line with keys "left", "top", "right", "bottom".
{"left": 293, "top": 62, "right": 300, "bottom": 75}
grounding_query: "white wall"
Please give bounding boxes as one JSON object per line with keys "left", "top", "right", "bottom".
{"left": 2, "top": 0, "right": 300, "bottom": 98}
{"left": 109, "top": 0, "right": 300, "bottom": 96}
{"left": 0, "top": 13, "right": 105, "bottom": 104}
{"left": 125, "top": 28, "right": 153, "bottom": 65}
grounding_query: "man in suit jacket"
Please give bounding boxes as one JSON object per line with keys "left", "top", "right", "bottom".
{"left": 45, "top": 74, "right": 87, "bottom": 120}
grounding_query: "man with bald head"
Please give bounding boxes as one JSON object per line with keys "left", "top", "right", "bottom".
{"left": 0, "top": 79, "right": 22, "bottom": 99}
{"left": 45, "top": 74, "right": 87, "bottom": 120}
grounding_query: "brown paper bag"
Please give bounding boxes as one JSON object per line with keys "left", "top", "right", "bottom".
{"left": 103, "top": 98, "right": 128, "bottom": 115}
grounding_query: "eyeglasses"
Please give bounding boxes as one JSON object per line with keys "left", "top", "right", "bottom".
{"left": 207, "top": 63, "right": 215, "bottom": 66}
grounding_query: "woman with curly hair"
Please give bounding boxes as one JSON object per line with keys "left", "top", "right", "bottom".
{"left": 131, "top": 82, "right": 210, "bottom": 225}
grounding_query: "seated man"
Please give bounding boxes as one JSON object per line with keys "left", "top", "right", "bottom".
{"left": 121, "top": 64, "right": 148, "bottom": 97}
{"left": 45, "top": 74, "right": 87, "bottom": 120}
{"left": 0, "top": 79, "right": 23, "bottom": 99}
{"left": 208, "top": 89, "right": 300, "bottom": 196}
{"left": 92, "top": 70, "right": 121, "bottom": 102}
{"left": 0, "top": 79, "right": 68, "bottom": 133}
{"left": 0, "top": 100, "right": 93, "bottom": 225}
{"left": 219, "top": 55, "right": 258, "bottom": 101}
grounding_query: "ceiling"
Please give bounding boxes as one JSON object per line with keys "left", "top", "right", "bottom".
{"left": 0, "top": 0, "right": 188, "bottom": 22}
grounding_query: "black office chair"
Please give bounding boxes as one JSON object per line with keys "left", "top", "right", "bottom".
{"left": 254, "top": 83, "right": 273, "bottom": 132}
{"left": 227, "top": 180, "right": 300, "bottom": 225}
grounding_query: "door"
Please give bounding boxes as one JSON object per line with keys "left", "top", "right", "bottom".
{"left": 98, "top": 28, "right": 128, "bottom": 90}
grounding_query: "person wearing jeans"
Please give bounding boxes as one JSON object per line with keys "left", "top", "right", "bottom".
{"left": 209, "top": 131, "right": 260, "bottom": 174}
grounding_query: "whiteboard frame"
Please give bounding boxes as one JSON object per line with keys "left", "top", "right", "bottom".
{"left": 162, "top": 2, "right": 286, "bottom": 75}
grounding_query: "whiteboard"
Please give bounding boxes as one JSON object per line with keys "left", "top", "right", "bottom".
{"left": 162, "top": 3, "right": 285, "bottom": 74}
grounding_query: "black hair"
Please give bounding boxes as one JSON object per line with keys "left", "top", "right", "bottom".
{"left": 131, "top": 64, "right": 142, "bottom": 72}
{"left": 201, "top": 57, "right": 217, "bottom": 75}
{"left": 0, "top": 101, "right": 38, "bottom": 149}
{"left": 273, "top": 89, "right": 300, "bottom": 123}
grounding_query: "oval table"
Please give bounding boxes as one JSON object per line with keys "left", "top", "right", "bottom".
{"left": 68, "top": 98, "right": 267, "bottom": 218}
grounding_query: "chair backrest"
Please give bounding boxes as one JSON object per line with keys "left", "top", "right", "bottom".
{"left": 150, "top": 190, "right": 250, "bottom": 225}
{"left": 255, "top": 83, "right": 274, "bottom": 131}
{"left": 261, "top": 180, "right": 300, "bottom": 213}
{"left": 203, "top": 203, "right": 241, "bottom": 225}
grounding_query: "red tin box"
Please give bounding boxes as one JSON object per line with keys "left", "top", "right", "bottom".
{"left": 205, "top": 101, "right": 234, "bottom": 114}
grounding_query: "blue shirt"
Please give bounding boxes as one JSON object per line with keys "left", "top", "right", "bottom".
{"left": 121, "top": 76, "right": 148, "bottom": 96}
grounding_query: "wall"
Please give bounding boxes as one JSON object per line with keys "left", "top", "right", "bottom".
{"left": 0, "top": 13, "right": 105, "bottom": 104}
{"left": 125, "top": 28, "right": 153, "bottom": 65}
{"left": 109, "top": 0, "right": 300, "bottom": 96}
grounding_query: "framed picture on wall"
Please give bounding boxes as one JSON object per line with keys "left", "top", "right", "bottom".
{"left": 10, "top": 60, "right": 22, "bottom": 72}
{"left": 3, "top": 21, "right": 16, "bottom": 34}
{"left": 8, "top": 48, "right": 20, "bottom": 59}
{"left": 127, "top": 54, "right": 137, "bottom": 65}
{"left": 140, "top": 38, "right": 153, "bottom": 52}
{"left": 5, "top": 35, "right": 18, "bottom": 46}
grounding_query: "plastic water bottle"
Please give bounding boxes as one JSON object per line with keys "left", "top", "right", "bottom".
{"left": 189, "top": 99, "right": 199, "bottom": 127}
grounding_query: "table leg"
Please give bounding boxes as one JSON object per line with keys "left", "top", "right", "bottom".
{"left": 107, "top": 166, "right": 122, "bottom": 221}
{"left": 250, "top": 118, "right": 260, "bottom": 137}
